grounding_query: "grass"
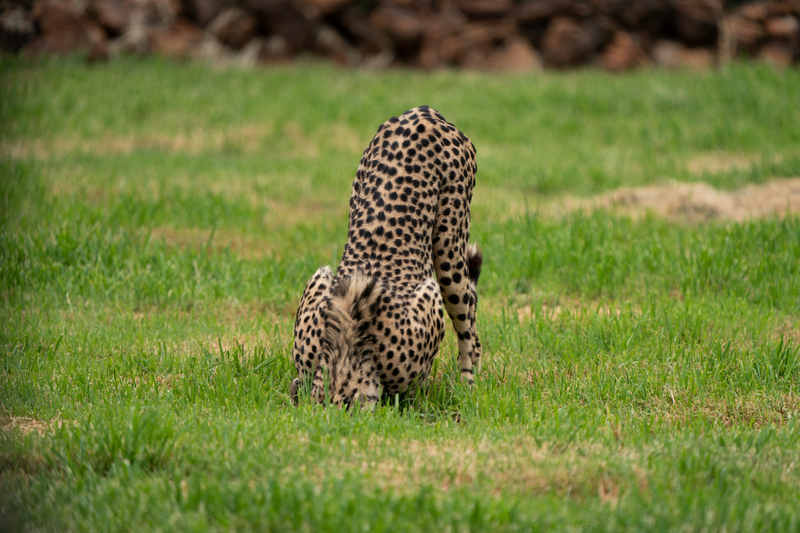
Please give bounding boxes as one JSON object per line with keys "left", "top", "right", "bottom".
{"left": 1, "top": 56, "right": 800, "bottom": 532}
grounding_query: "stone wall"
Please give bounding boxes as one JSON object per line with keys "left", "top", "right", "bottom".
{"left": 1, "top": 0, "right": 798, "bottom": 69}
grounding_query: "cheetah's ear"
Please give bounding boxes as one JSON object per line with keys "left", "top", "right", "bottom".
{"left": 467, "top": 244, "right": 483, "bottom": 285}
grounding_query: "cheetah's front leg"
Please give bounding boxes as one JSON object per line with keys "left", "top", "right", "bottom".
{"left": 290, "top": 266, "right": 333, "bottom": 404}
{"left": 387, "top": 278, "right": 446, "bottom": 392}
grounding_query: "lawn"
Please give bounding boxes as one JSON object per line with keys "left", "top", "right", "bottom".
{"left": 1, "top": 56, "right": 800, "bottom": 532}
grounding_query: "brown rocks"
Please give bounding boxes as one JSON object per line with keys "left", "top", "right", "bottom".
{"left": 91, "top": 0, "right": 134, "bottom": 35}
{"left": 455, "top": 0, "right": 513, "bottom": 20}
{"left": 650, "top": 39, "right": 715, "bottom": 69}
{"left": 417, "top": 7, "right": 468, "bottom": 68}
{"left": 305, "top": 0, "right": 353, "bottom": 17}
{"left": 185, "top": 0, "right": 226, "bottom": 27}
{"left": 726, "top": 2, "right": 800, "bottom": 61}
{"left": 730, "top": 15, "right": 766, "bottom": 48}
{"left": 3, "top": 0, "right": 799, "bottom": 69}
{"left": 23, "top": 1, "right": 108, "bottom": 59}
{"left": 740, "top": 2, "right": 770, "bottom": 21}
{"left": 651, "top": 39, "right": 685, "bottom": 67}
{"left": 151, "top": 17, "right": 203, "bottom": 58}
{"left": 488, "top": 35, "right": 542, "bottom": 71}
{"left": 1, "top": 5, "right": 35, "bottom": 52}
{"left": 541, "top": 16, "right": 593, "bottom": 66}
{"left": 760, "top": 40, "right": 796, "bottom": 65}
{"left": 765, "top": 15, "right": 799, "bottom": 37}
{"left": 599, "top": 31, "right": 649, "bottom": 71}
{"left": 516, "top": 0, "right": 592, "bottom": 25}
{"left": 337, "top": 7, "right": 394, "bottom": 68}
{"left": 369, "top": 1, "right": 427, "bottom": 55}
{"left": 314, "top": 23, "right": 358, "bottom": 65}
{"left": 669, "top": 0, "right": 720, "bottom": 47}
{"left": 680, "top": 47, "right": 715, "bottom": 69}
{"left": 208, "top": 7, "right": 256, "bottom": 50}
{"left": 244, "top": 0, "right": 320, "bottom": 54}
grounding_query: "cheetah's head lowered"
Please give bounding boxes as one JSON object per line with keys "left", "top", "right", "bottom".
{"left": 316, "top": 272, "right": 384, "bottom": 409}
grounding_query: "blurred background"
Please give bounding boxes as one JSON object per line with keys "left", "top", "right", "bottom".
{"left": 2, "top": 0, "right": 798, "bottom": 71}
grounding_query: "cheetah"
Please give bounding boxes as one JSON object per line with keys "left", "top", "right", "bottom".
{"left": 290, "top": 105, "right": 482, "bottom": 408}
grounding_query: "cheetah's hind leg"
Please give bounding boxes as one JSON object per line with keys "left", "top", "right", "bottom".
{"left": 466, "top": 244, "right": 483, "bottom": 373}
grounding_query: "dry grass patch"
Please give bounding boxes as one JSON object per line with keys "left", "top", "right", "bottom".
{"left": 149, "top": 226, "right": 276, "bottom": 260}
{"left": 331, "top": 436, "right": 649, "bottom": 501}
{"left": 1, "top": 416, "right": 49, "bottom": 436}
{"left": 686, "top": 152, "right": 756, "bottom": 175}
{"left": 479, "top": 178, "right": 800, "bottom": 224}
{"left": 512, "top": 301, "right": 624, "bottom": 323}
{"left": 589, "top": 178, "right": 800, "bottom": 223}
{"left": 649, "top": 391, "right": 800, "bottom": 429}
{"left": 0, "top": 123, "right": 276, "bottom": 159}
{"left": 280, "top": 433, "right": 639, "bottom": 501}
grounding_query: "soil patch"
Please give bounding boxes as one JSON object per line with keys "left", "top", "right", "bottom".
{"left": 573, "top": 178, "right": 800, "bottom": 222}
{"left": 1, "top": 415, "right": 49, "bottom": 435}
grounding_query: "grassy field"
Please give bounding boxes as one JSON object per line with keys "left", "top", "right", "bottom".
{"left": 1, "top": 56, "right": 800, "bottom": 532}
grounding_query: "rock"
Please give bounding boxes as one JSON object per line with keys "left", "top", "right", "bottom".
{"left": 541, "top": 16, "right": 590, "bottom": 66}
{"left": 760, "top": 40, "right": 795, "bottom": 65}
{"left": 186, "top": 0, "right": 228, "bottom": 27}
{"left": 91, "top": 0, "right": 134, "bottom": 34}
{"left": 516, "top": 0, "right": 593, "bottom": 49}
{"left": 417, "top": 7, "right": 468, "bottom": 68}
{"left": 680, "top": 47, "right": 714, "bottom": 69}
{"left": 261, "top": 34, "right": 292, "bottom": 63}
{"left": 728, "top": 14, "right": 766, "bottom": 49}
{"left": 516, "top": 0, "right": 592, "bottom": 25}
{"left": 765, "top": 15, "right": 799, "bottom": 37}
{"left": 651, "top": 39, "right": 684, "bottom": 67}
{"left": 107, "top": 9, "right": 148, "bottom": 55}
{"left": 540, "top": 15, "right": 610, "bottom": 67}
{"left": 244, "top": 0, "right": 320, "bottom": 54}
{"left": 454, "top": 0, "right": 513, "bottom": 20}
{"left": 151, "top": 17, "right": 204, "bottom": 58}
{"left": 137, "top": 0, "right": 182, "bottom": 26}
{"left": 740, "top": 2, "right": 770, "bottom": 21}
{"left": 584, "top": 15, "right": 616, "bottom": 48}
{"left": 590, "top": 0, "right": 672, "bottom": 44}
{"left": 337, "top": 7, "right": 394, "bottom": 67}
{"left": 195, "top": 32, "right": 230, "bottom": 62}
{"left": 486, "top": 35, "right": 542, "bottom": 71}
{"left": 23, "top": 1, "right": 108, "bottom": 59}
{"left": 208, "top": 7, "right": 257, "bottom": 50}
{"left": 651, "top": 40, "right": 714, "bottom": 70}
{"left": 598, "top": 30, "right": 649, "bottom": 71}
{"left": 669, "top": 0, "right": 719, "bottom": 46}
{"left": 619, "top": 0, "right": 671, "bottom": 35}
{"left": 314, "top": 23, "right": 358, "bottom": 65}
{"left": 305, "top": 0, "right": 354, "bottom": 17}
{"left": 369, "top": 1, "right": 426, "bottom": 54}
{"left": 479, "top": 18, "right": 517, "bottom": 41}
{"left": 1, "top": 5, "right": 35, "bottom": 52}
{"left": 236, "top": 36, "right": 266, "bottom": 66}
{"left": 766, "top": 1, "right": 793, "bottom": 16}
{"left": 589, "top": 0, "right": 629, "bottom": 17}
{"left": 455, "top": 22, "right": 494, "bottom": 68}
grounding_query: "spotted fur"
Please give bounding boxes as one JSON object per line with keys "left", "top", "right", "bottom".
{"left": 290, "top": 106, "right": 482, "bottom": 407}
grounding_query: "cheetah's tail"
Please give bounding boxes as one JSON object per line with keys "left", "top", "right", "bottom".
{"left": 467, "top": 244, "right": 483, "bottom": 285}
{"left": 321, "top": 270, "right": 382, "bottom": 377}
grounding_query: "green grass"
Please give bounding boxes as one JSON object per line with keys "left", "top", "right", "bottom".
{"left": 1, "top": 56, "right": 800, "bottom": 532}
